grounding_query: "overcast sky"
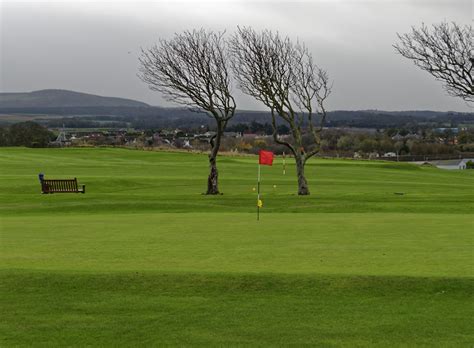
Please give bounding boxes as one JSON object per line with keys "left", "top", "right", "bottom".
{"left": 0, "top": 0, "right": 472, "bottom": 111}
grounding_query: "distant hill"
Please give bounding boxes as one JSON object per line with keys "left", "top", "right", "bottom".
{"left": 0, "top": 89, "right": 472, "bottom": 129}
{"left": 0, "top": 89, "right": 150, "bottom": 108}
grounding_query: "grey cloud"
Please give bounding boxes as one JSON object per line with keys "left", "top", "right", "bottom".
{"left": 0, "top": 0, "right": 472, "bottom": 111}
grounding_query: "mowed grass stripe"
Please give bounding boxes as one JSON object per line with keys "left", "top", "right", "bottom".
{"left": 1, "top": 271, "right": 473, "bottom": 346}
{"left": 2, "top": 213, "right": 472, "bottom": 277}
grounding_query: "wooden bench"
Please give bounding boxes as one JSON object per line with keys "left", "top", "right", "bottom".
{"left": 40, "top": 178, "right": 85, "bottom": 194}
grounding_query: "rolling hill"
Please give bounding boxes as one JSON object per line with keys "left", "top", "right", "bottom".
{"left": 0, "top": 89, "right": 150, "bottom": 108}
{"left": 0, "top": 89, "right": 472, "bottom": 129}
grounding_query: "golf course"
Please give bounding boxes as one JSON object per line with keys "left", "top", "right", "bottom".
{"left": 1, "top": 147, "right": 473, "bottom": 346}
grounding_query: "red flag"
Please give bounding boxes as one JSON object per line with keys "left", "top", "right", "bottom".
{"left": 259, "top": 150, "right": 274, "bottom": 166}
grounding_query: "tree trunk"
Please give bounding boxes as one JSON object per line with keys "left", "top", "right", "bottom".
{"left": 296, "top": 155, "right": 310, "bottom": 195}
{"left": 206, "top": 156, "right": 219, "bottom": 194}
{"left": 205, "top": 123, "right": 224, "bottom": 195}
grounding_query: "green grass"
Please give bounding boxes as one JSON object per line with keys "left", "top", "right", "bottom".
{"left": 1, "top": 147, "right": 473, "bottom": 346}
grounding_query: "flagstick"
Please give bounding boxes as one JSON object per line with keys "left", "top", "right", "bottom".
{"left": 283, "top": 152, "right": 286, "bottom": 175}
{"left": 257, "top": 163, "right": 261, "bottom": 221}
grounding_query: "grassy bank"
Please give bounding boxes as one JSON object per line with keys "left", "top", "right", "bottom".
{"left": 0, "top": 147, "right": 473, "bottom": 346}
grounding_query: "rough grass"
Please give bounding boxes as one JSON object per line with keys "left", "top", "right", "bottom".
{"left": 0, "top": 147, "right": 473, "bottom": 346}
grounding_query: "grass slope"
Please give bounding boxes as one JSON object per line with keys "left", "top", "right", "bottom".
{"left": 0, "top": 147, "right": 473, "bottom": 346}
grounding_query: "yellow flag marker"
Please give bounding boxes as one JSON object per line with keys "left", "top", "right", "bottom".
{"left": 257, "top": 199, "right": 263, "bottom": 208}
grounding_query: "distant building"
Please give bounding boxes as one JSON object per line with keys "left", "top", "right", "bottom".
{"left": 49, "top": 126, "right": 70, "bottom": 147}
{"left": 202, "top": 131, "right": 216, "bottom": 137}
{"left": 223, "top": 132, "right": 242, "bottom": 138}
{"left": 430, "top": 158, "right": 474, "bottom": 170}
{"left": 383, "top": 152, "right": 397, "bottom": 157}
{"left": 435, "top": 128, "right": 459, "bottom": 134}
{"left": 458, "top": 158, "right": 473, "bottom": 170}
{"left": 391, "top": 133, "right": 404, "bottom": 141}
{"left": 194, "top": 131, "right": 216, "bottom": 142}
{"left": 242, "top": 133, "right": 259, "bottom": 139}
{"left": 405, "top": 133, "right": 422, "bottom": 140}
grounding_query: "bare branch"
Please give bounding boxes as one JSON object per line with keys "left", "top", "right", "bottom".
{"left": 138, "top": 29, "right": 236, "bottom": 195}
{"left": 394, "top": 22, "right": 473, "bottom": 102}
{"left": 230, "top": 27, "right": 331, "bottom": 159}
{"left": 230, "top": 27, "right": 332, "bottom": 195}
{"left": 139, "top": 29, "right": 236, "bottom": 121}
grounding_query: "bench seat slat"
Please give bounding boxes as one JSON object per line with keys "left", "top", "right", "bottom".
{"left": 40, "top": 178, "right": 84, "bottom": 194}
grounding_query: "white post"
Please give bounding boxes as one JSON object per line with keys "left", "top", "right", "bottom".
{"left": 257, "top": 163, "right": 261, "bottom": 221}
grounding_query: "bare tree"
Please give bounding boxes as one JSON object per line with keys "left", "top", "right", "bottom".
{"left": 394, "top": 22, "right": 473, "bottom": 102}
{"left": 230, "top": 27, "right": 331, "bottom": 195}
{"left": 138, "top": 29, "right": 236, "bottom": 194}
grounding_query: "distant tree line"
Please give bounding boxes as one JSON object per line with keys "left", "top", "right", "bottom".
{"left": 46, "top": 117, "right": 128, "bottom": 129}
{"left": 2, "top": 109, "right": 472, "bottom": 131}
{"left": 2, "top": 120, "right": 473, "bottom": 156}
{"left": 0, "top": 122, "right": 54, "bottom": 147}
{"left": 226, "top": 122, "right": 290, "bottom": 135}
{"left": 183, "top": 128, "right": 474, "bottom": 158}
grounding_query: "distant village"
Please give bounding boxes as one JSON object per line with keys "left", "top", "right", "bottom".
{"left": 48, "top": 124, "right": 474, "bottom": 164}
{"left": 52, "top": 127, "right": 241, "bottom": 149}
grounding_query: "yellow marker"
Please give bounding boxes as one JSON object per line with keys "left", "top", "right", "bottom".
{"left": 252, "top": 187, "right": 256, "bottom": 191}
{"left": 257, "top": 199, "right": 263, "bottom": 208}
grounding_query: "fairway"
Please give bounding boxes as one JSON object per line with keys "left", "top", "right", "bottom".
{"left": 1, "top": 147, "right": 473, "bottom": 346}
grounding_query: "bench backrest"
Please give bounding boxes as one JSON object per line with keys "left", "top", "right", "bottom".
{"left": 41, "top": 178, "right": 79, "bottom": 193}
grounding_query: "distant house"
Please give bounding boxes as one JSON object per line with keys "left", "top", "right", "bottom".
{"left": 242, "top": 133, "right": 259, "bottom": 139}
{"left": 405, "top": 133, "right": 422, "bottom": 140}
{"left": 458, "top": 159, "right": 474, "bottom": 170}
{"left": 391, "top": 133, "right": 404, "bottom": 141}
{"left": 383, "top": 152, "right": 397, "bottom": 157}
{"left": 194, "top": 131, "right": 215, "bottom": 140}
{"left": 203, "top": 131, "right": 216, "bottom": 137}
{"left": 430, "top": 158, "right": 474, "bottom": 170}
{"left": 435, "top": 128, "right": 459, "bottom": 134}
{"left": 223, "top": 132, "right": 242, "bottom": 138}
{"left": 159, "top": 129, "right": 175, "bottom": 140}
